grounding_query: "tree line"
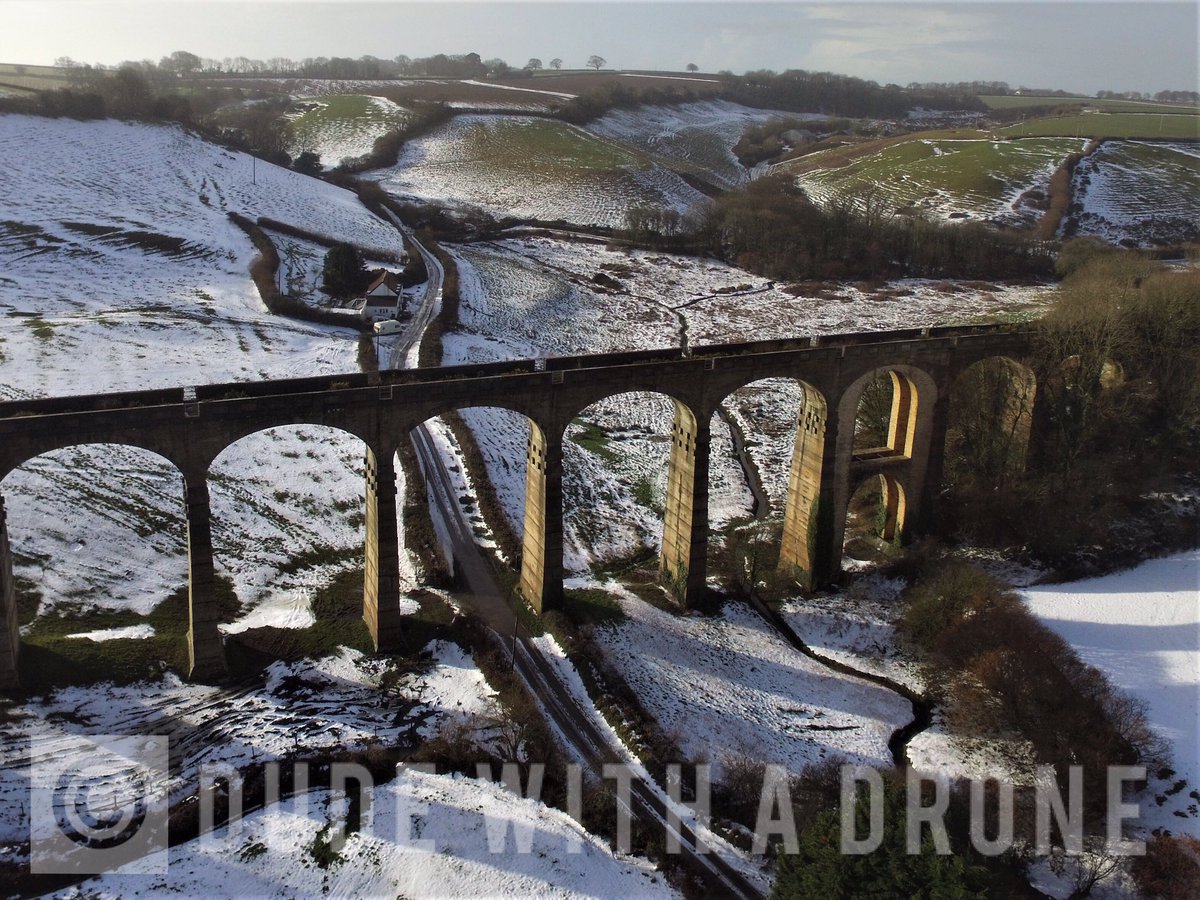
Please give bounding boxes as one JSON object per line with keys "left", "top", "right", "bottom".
{"left": 50, "top": 50, "right": 584, "bottom": 81}
{"left": 941, "top": 240, "right": 1200, "bottom": 575}
{"left": 714, "top": 69, "right": 987, "bottom": 118}
{"left": 690, "top": 173, "right": 1054, "bottom": 281}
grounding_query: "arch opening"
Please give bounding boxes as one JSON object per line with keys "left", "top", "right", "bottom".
{"left": 842, "top": 473, "right": 907, "bottom": 567}
{"left": 946, "top": 356, "right": 1037, "bottom": 490}
{"left": 405, "top": 406, "right": 541, "bottom": 613}
{"left": 0, "top": 443, "right": 193, "bottom": 685}
{"left": 942, "top": 356, "right": 1037, "bottom": 541}
{"left": 207, "top": 424, "right": 370, "bottom": 651}
{"left": 708, "top": 377, "right": 831, "bottom": 593}
{"left": 560, "top": 391, "right": 681, "bottom": 590}
{"left": 852, "top": 369, "right": 919, "bottom": 461}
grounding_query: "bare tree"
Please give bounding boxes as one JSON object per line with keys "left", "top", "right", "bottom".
{"left": 1047, "top": 839, "right": 1124, "bottom": 898}
{"left": 162, "top": 50, "right": 201, "bottom": 76}
{"left": 686, "top": 62, "right": 699, "bottom": 73}
{"left": 525, "top": 58, "right": 542, "bottom": 71}
{"left": 549, "top": 58, "right": 563, "bottom": 70}
{"left": 586, "top": 55, "right": 606, "bottom": 70}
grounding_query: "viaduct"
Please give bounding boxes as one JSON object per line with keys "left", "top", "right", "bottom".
{"left": 0, "top": 324, "right": 1036, "bottom": 689}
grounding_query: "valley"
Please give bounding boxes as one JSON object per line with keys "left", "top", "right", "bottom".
{"left": 0, "top": 56, "right": 1197, "bottom": 900}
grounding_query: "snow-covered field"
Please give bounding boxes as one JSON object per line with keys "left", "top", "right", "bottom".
{"left": 1, "top": 641, "right": 496, "bottom": 846}
{"left": 582, "top": 581, "right": 910, "bottom": 777}
{"left": 10, "top": 639, "right": 674, "bottom": 897}
{"left": 1067, "top": 141, "right": 1200, "bottom": 245}
{"left": 0, "top": 114, "right": 404, "bottom": 626}
{"left": 778, "top": 573, "right": 923, "bottom": 692}
{"left": 1024, "top": 550, "right": 1200, "bottom": 837}
{"left": 585, "top": 100, "right": 786, "bottom": 189}
{"left": 369, "top": 114, "right": 710, "bottom": 227}
{"left": 60, "top": 770, "right": 676, "bottom": 900}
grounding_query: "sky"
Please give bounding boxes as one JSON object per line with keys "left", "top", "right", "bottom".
{"left": 1, "top": 1, "right": 1196, "bottom": 94}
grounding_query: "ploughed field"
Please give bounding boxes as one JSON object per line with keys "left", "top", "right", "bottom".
{"left": 1066, "top": 141, "right": 1200, "bottom": 245}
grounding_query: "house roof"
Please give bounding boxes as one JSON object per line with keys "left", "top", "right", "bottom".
{"left": 365, "top": 270, "right": 402, "bottom": 297}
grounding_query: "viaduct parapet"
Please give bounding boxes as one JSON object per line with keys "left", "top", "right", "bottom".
{"left": 0, "top": 324, "right": 1037, "bottom": 689}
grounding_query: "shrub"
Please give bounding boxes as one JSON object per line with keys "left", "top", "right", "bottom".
{"left": 772, "top": 772, "right": 990, "bottom": 899}
{"left": 1132, "top": 834, "right": 1200, "bottom": 899}
{"left": 898, "top": 563, "right": 1013, "bottom": 656}
{"left": 899, "top": 560, "right": 1164, "bottom": 824}
{"left": 293, "top": 150, "right": 322, "bottom": 175}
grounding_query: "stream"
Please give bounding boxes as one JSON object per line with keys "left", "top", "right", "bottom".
{"left": 719, "top": 402, "right": 933, "bottom": 767}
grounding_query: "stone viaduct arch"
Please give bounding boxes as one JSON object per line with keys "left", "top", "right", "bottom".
{"left": 0, "top": 326, "right": 1037, "bottom": 689}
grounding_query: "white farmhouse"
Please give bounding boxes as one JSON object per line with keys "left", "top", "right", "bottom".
{"left": 358, "top": 271, "right": 405, "bottom": 323}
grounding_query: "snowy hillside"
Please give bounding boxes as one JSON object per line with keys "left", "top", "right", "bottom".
{"left": 1024, "top": 550, "right": 1200, "bottom": 837}
{"left": 1067, "top": 141, "right": 1200, "bottom": 245}
{"left": 6, "top": 638, "right": 670, "bottom": 897}
{"left": 587, "top": 583, "right": 910, "bottom": 776}
{"left": 0, "top": 114, "right": 402, "bottom": 625}
{"left": 369, "top": 114, "right": 709, "bottom": 227}
{"left": 63, "top": 770, "right": 677, "bottom": 900}
{"left": 585, "top": 100, "right": 785, "bottom": 189}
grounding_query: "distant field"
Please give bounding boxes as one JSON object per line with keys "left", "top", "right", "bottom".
{"left": 215, "top": 70, "right": 722, "bottom": 112}
{"left": 1066, "top": 141, "right": 1200, "bottom": 245}
{"left": 0, "top": 63, "right": 70, "bottom": 92}
{"left": 788, "top": 135, "right": 1081, "bottom": 223}
{"left": 473, "top": 117, "right": 642, "bottom": 171}
{"left": 523, "top": 70, "right": 722, "bottom": 93}
{"left": 287, "top": 94, "right": 413, "bottom": 166}
{"left": 981, "top": 94, "right": 1200, "bottom": 114}
{"left": 586, "top": 99, "right": 781, "bottom": 189}
{"left": 999, "top": 112, "right": 1200, "bottom": 140}
{"left": 372, "top": 114, "right": 707, "bottom": 226}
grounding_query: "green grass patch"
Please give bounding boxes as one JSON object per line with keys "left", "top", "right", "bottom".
{"left": 458, "top": 117, "right": 645, "bottom": 176}
{"left": 289, "top": 93, "right": 413, "bottom": 157}
{"left": 794, "top": 136, "right": 1081, "bottom": 217}
{"left": 999, "top": 112, "right": 1200, "bottom": 140}
{"left": 19, "top": 581, "right": 239, "bottom": 689}
{"left": 22, "top": 316, "right": 55, "bottom": 341}
{"left": 306, "top": 822, "right": 344, "bottom": 870}
{"left": 226, "top": 569, "right": 373, "bottom": 665}
{"left": 561, "top": 588, "right": 628, "bottom": 627}
{"left": 276, "top": 544, "right": 359, "bottom": 576}
{"left": 631, "top": 477, "right": 662, "bottom": 514}
{"left": 15, "top": 561, "right": 453, "bottom": 689}
{"left": 568, "top": 420, "right": 620, "bottom": 462}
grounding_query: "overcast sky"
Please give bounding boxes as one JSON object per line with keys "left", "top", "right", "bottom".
{"left": 2, "top": 1, "right": 1196, "bottom": 94}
